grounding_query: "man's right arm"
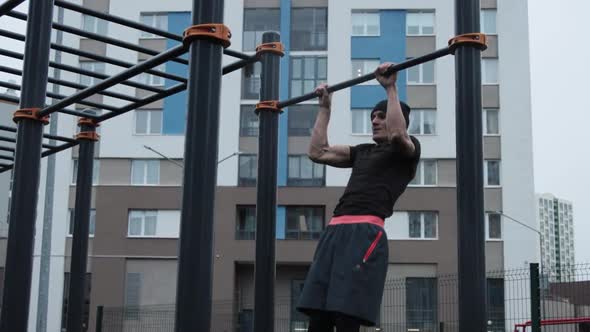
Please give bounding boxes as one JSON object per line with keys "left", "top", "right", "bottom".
{"left": 308, "top": 84, "right": 353, "bottom": 168}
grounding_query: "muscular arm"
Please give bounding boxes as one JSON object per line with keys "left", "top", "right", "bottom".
{"left": 307, "top": 84, "right": 353, "bottom": 168}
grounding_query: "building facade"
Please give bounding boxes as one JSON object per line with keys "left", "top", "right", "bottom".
{"left": 537, "top": 193, "right": 575, "bottom": 282}
{"left": 15, "top": 0, "right": 537, "bottom": 331}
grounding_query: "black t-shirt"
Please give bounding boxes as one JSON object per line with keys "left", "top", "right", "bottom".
{"left": 332, "top": 136, "right": 421, "bottom": 219}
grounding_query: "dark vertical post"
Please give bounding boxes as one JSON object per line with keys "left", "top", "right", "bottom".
{"left": 530, "top": 263, "right": 541, "bottom": 332}
{"left": 253, "top": 32, "right": 281, "bottom": 332}
{"left": 174, "top": 0, "right": 224, "bottom": 331}
{"left": 0, "top": 0, "right": 56, "bottom": 331}
{"left": 66, "top": 112, "right": 97, "bottom": 332}
{"left": 95, "top": 306, "right": 104, "bottom": 332}
{"left": 455, "top": 0, "right": 486, "bottom": 332}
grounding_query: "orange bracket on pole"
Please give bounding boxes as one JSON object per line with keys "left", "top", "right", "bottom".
{"left": 76, "top": 117, "right": 100, "bottom": 141}
{"left": 13, "top": 108, "right": 50, "bottom": 125}
{"left": 255, "top": 42, "right": 285, "bottom": 57}
{"left": 255, "top": 100, "right": 283, "bottom": 114}
{"left": 448, "top": 33, "right": 488, "bottom": 54}
{"left": 183, "top": 24, "right": 232, "bottom": 48}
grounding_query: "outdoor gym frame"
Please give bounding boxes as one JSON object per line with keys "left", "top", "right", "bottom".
{"left": 0, "top": 0, "right": 486, "bottom": 331}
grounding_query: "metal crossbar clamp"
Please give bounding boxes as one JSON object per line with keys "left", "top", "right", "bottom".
{"left": 448, "top": 33, "right": 488, "bottom": 54}
{"left": 13, "top": 108, "right": 49, "bottom": 124}
{"left": 183, "top": 24, "right": 232, "bottom": 48}
{"left": 75, "top": 132, "right": 100, "bottom": 141}
{"left": 255, "top": 100, "right": 283, "bottom": 114}
{"left": 255, "top": 42, "right": 285, "bottom": 57}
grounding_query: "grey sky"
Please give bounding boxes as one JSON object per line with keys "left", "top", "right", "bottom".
{"left": 0, "top": 1, "right": 588, "bottom": 262}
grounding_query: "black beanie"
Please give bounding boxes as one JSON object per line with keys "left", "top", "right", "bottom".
{"left": 370, "top": 100, "right": 411, "bottom": 129}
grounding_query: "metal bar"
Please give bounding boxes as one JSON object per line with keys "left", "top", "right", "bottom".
{"left": 0, "top": 93, "right": 19, "bottom": 104}
{"left": 0, "top": 48, "right": 166, "bottom": 94}
{"left": 253, "top": 31, "right": 281, "bottom": 332}
{"left": 0, "top": 0, "right": 23, "bottom": 17}
{"left": 0, "top": 27, "right": 187, "bottom": 84}
{"left": 54, "top": 0, "right": 183, "bottom": 40}
{"left": 0, "top": 80, "right": 122, "bottom": 112}
{"left": 278, "top": 47, "right": 451, "bottom": 109}
{"left": 95, "top": 306, "right": 104, "bottom": 332}
{"left": 530, "top": 263, "right": 541, "bottom": 332}
{"left": 0, "top": 155, "right": 13, "bottom": 161}
{"left": 223, "top": 48, "right": 252, "bottom": 60}
{"left": 0, "top": 162, "right": 10, "bottom": 167}
{"left": 455, "top": 1, "right": 486, "bottom": 332}
{"left": 0, "top": 0, "right": 55, "bottom": 329}
{"left": 0, "top": 126, "right": 75, "bottom": 144}
{"left": 39, "top": 44, "right": 188, "bottom": 117}
{"left": 0, "top": 136, "right": 56, "bottom": 150}
{"left": 6, "top": 10, "right": 190, "bottom": 66}
{"left": 174, "top": 0, "right": 224, "bottom": 330}
{"left": 0, "top": 146, "right": 15, "bottom": 153}
{"left": 98, "top": 83, "right": 186, "bottom": 122}
{"left": 0, "top": 94, "right": 99, "bottom": 119}
{"left": 222, "top": 56, "right": 259, "bottom": 75}
{"left": 0, "top": 63, "right": 142, "bottom": 103}
{"left": 0, "top": 141, "right": 79, "bottom": 174}
{"left": 66, "top": 111, "right": 96, "bottom": 332}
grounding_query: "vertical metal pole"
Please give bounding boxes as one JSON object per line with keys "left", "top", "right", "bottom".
{"left": 0, "top": 0, "right": 56, "bottom": 331}
{"left": 455, "top": 0, "right": 486, "bottom": 331}
{"left": 253, "top": 32, "right": 281, "bottom": 332}
{"left": 530, "top": 263, "right": 541, "bottom": 332}
{"left": 95, "top": 306, "right": 104, "bottom": 332}
{"left": 174, "top": 0, "right": 224, "bottom": 331}
{"left": 66, "top": 112, "right": 97, "bottom": 332}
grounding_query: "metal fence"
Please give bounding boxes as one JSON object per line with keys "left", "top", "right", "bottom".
{"left": 97, "top": 264, "right": 590, "bottom": 332}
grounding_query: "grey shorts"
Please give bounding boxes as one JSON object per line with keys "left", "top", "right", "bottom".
{"left": 296, "top": 218, "right": 389, "bottom": 326}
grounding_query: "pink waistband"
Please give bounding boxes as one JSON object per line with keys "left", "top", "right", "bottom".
{"left": 329, "top": 215, "right": 385, "bottom": 228}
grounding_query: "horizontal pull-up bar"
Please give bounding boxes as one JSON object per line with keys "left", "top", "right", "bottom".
{"left": 0, "top": 48, "right": 166, "bottom": 94}
{"left": 278, "top": 47, "right": 452, "bottom": 108}
{"left": 7, "top": 10, "right": 190, "bottom": 66}
{"left": 0, "top": 136, "right": 56, "bottom": 150}
{"left": 277, "top": 34, "right": 486, "bottom": 108}
{"left": 0, "top": 155, "right": 13, "bottom": 161}
{"left": 98, "top": 83, "right": 187, "bottom": 122}
{"left": 0, "top": 93, "right": 101, "bottom": 119}
{"left": 0, "top": 146, "right": 15, "bottom": 153}
{"left": 223, "top": 56, "right": 259, "bottom": 75}
{"left": 0, "top": 27, "right": 187, "bottom": 85}
{"left": 0, "top": 141, "right": 80, "bottom": 174}
{"left": 39, "top": 44, "right": 188, "bottom": 117}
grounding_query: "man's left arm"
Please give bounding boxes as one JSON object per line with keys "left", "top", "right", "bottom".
{"left": 375, "top": 63, "right": 416, "bottom": 158}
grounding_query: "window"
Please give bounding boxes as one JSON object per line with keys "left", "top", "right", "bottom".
{"left": 124, "top": 272, "right": 141, "bottom": 319}
{"left": 236, "top": 206, "right": 256, "bottom": 240}
{"left": 68, "top": 209, "right": 96, "bottom": 237}
{"left": 483, "top": 109, "right": 500, "bottom": 135}
{"left": 139, "top": 13, "right": 167, "bottom": 38}
{"left": 486, "top": 213, "right": 502, "bottom": 240}
{"left": 131, "top": 160, "right": 160, "bottom": 185}
{"left": 288, "top": 155, "right": 324, "bottom": 187}
{"left": 288, "top": 105, "right": 318, "bottom": 136}
{"left": 407, "top": 60, "right": 435, "bottom": 84}
{"left": 481, "top": 9, "right": 497, "bottom": 34}
{"left": 408, "top": 212, "right": 438, "bottom": 239}
{"left": 134, "top": 109, "right": 162, "bottom": 135}
{"left": 482, "top": 59, "right": 499, "bottom": 84}
{"left": 71, "top": 159, "right": 100, "bottom": 185}
{"left": 351, "top": 109, "right": 372, "bottom": 135}
{"left": 82, "top": 14, "right": 107, "bottom": 35}
{"left": 410, "top": 160, "right": 437, "bottom": 186}
{"left": 485, "top": 160, "right": 501, "bottom": 186}
{"left": 240, "top": 105, "right": 258, "bottom": 136}
{"left": 351, "top": 12, "right": 380, "bottom": 36}
{"left": 406, "top": 11, "right": 435, "bottom": 36}
{"left": 487, "top": 279, "right": 505, "bottom": 332}
{"left": 291, "top": 280, "right": 309, "bottom": 330}
{"left": 238, "top": 155, "right": 257, "bottom": 187}
{"left": 243, "top": 8, "right": 280, "bottom": 51}
{"left": 136, "top": 64, "right": 166, "bottom": 86}
{"left": 79, "top": 62, "right": 106, "bottom": 87}
{"left": 409, "top": 110, "right": 436, "bottom": 135}
{"left": 242, "top": 62, "right": 261, "bottom": 100}
{"left": 291, "top": 8, "right": 328, "bottom": 51}
{"left": 286, "top": 206, "right": 324, "bottom": 240}
{"left": 351, "top": 59, "right": 380, "bottom": 85}
{"left": 128, "top": 210, "right": 158, "bottom": 237}
{"left": 291, "top": 57, "right": 327, "bottom": 97}
{"left": 406, "top": 278, "right": 437, "bottom": 332}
